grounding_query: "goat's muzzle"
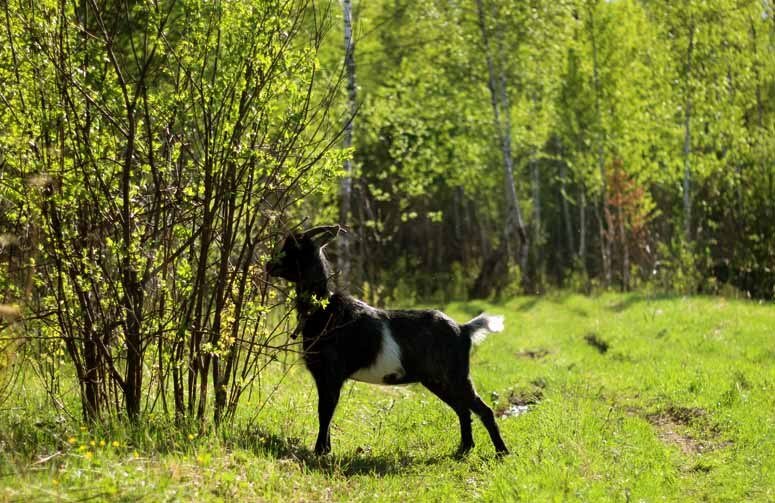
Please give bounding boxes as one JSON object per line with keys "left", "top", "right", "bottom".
{"left": 265, "top": 259, "right": 280, "bottom": 276}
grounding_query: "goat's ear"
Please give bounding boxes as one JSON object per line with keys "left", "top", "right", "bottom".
{"left": 304, "top": 225, "right": 344, "bottom": 248}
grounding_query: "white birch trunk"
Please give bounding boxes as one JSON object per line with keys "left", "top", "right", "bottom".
{"left": 588, "top": 1, "right": 611, "bottom": 286}
{"left": 338, "top": 0, "right": 356, "bottom": 288}
{"left": 475, "top": 0, "right": 528, "bottom": 255}
{"left": 560, "top": 159, "right": 575, "bottom": 260}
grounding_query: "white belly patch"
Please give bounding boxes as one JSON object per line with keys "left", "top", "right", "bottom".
{"left": 350, "top": 325, "right": 405, "bottom": 385}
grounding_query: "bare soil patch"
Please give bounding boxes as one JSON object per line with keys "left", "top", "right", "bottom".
{"left": 646, "top": 406, "right": 730, "bottom": 455}
{"left": 495, "top": 384, "right": 544, "bottom": 418}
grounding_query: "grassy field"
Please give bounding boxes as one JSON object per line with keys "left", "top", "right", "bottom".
{"left": 1, "top": 293, "right": 774, "bottom": 501}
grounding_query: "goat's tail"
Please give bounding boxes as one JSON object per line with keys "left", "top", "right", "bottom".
{"left": 462, "top": 313, "right": 505, "bottom": 346}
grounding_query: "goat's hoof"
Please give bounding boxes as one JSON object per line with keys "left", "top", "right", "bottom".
{"left": 495, "top": 447, "right": 510, "bottom": 459}
{"left": 454, "top": 445, "right": 474, "bottom": 458}
{"left": 314, "top": 445, "right": 331, "bottom": 456}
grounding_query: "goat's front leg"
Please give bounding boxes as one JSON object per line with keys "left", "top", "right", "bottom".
{"left": 313, "top": 374, "right": 343, "bottom": 455}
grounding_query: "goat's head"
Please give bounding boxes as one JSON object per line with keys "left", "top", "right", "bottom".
{"left": 265, "top": 225, "right": 343, "bottom": 283}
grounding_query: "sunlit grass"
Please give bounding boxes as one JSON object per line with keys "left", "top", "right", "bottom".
{"left": 1, "top": 293, "right": 774, "bottom": 501}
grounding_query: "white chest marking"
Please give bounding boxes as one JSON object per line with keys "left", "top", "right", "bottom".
{"left": 350, "top": 325, "right": 405, "bottom": 385}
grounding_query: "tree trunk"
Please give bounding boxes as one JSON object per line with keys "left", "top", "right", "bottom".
{"left": 338, "top": 0, "right": 356, "bottom": 289}
{"left": 618, "top": 204, "right": 630, "bottom": 290}
{"left": 121, "top": 92, "right": 143, "bottom": 420}
{"left": 588, "top": 2, "right": 611, "bottom": 286}
{"left": 750, "top": 17, "right": 771, "bottom": 219}
{"left": 469, "top": 240, "right": 509, "bottom": 299}
{"left": 531, "top": 157, "right": 541, "bottom": 247}
{"left": 560, "top": 159, "right": 575, "bottom": 262}
{"left": 578, "top": 185, "right": 588, "bottom": 285}
{"left": 471, "top": 0, "right": 529, "bottom": 297}
{"left": 123, "top": 272, "right": 144, "bottom": 420}
{"left": 682, "top": 21, "right": 695, "bottom": 242}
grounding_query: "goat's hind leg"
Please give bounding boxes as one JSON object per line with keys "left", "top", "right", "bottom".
{"left": 423, "top": 381, "right": 474, "bottom": 456}
{"left": 464, "top": 379, "right": 509, "bottom": 455}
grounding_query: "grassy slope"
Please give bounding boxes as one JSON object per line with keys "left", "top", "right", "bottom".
{"left": 1, "top": 293, "right": 774, "bottom": 501}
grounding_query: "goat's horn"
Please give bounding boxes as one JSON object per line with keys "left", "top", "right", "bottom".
{"left": 303, "top": 225, "right": 343, "bottom": 238}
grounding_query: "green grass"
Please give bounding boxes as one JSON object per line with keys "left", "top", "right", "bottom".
{"left": 2, "top": 293, "right": 774, "bottom": 501}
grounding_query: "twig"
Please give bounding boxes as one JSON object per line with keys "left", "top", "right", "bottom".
{"left": 31, "top": 451, "right": 62, "bottom": 466}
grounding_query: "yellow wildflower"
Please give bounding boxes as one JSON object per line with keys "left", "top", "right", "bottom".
{"left": 67, "top": 437, "right": 76, "bottom": 445}
{"left": 112, "top": 441, "right": 120, "bottom": 448}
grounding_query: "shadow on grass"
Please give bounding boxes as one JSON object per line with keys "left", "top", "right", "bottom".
{"left": 455, "top": 296, "right": 541, "bottom": 318}
{"left": 513, "top": 293, "right": 591, "bottom": 317}
{"left": 605, "top": 292, "right": 679, "bottom": 313}
{"left": 514, "top": 297, "right": 541, "bottom": 312}
{"left": 229, "top": 428, "right": 451, "bottom": 477}
{"left": 455, "top": 301, "right": 498, "bottom": 318}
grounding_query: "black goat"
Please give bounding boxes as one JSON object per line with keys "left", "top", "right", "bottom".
{"left": 266, "top": 225, "right": 509, "bottom": 456}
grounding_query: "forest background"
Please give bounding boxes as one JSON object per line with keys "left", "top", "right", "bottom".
{"left": 0, "top": 0, "right": 773, "bottom": 426}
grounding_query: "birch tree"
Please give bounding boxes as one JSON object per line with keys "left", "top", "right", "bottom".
{"left": 470, "top": 0, "right": 529, "bottom": 297}
{"left": 338, "top": 0, "right": 356, "bottom": 288}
